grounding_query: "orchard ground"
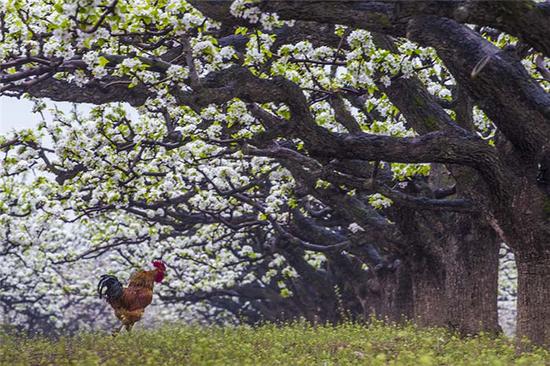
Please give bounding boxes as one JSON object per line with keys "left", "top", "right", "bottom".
{"left": 1, "top": 322, "right": 549, "bottom": 366}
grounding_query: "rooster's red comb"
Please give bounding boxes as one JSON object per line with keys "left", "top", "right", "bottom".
{"left": 152, "top": 260, "right": 166, "bottom": 271}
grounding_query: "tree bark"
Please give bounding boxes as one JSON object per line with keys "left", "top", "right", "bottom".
{"left": 443, "top": 218, "right": 500, "bottom": 335}
{"left": 408, "top": 256, "right": 448, "bottom": 327}
{"left": 325, "top": 252, "right": 411, "bottom": 323}
{"left": 398, "top": 205, "right": 500, "bottom": 334}
{"left": 370, "top": 260, "right": 414, "bottom": 323}
{"left": 516, "top": 257, "right": 550, "bottom": 346}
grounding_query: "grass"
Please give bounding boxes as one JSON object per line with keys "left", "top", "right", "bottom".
{"left": 1, "top": 321, "right": 549, "bottom": 365}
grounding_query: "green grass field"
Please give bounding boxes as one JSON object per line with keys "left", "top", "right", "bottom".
{"left": 1, "top": 322, "right": 549, "bottom": 365}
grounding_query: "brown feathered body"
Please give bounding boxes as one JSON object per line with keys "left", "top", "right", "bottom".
{"left": 98, "top": 262, "right": 166, "bottom": 333}
{"left": 109, "top": 270, "right": 157, "bottom": 326}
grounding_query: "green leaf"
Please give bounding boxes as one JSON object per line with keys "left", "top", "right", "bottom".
{"left": 235, "top": 26, "right": 248, "bottom": 36}
{"left": 97, "top": 56, "right": 110, "bottom": 67}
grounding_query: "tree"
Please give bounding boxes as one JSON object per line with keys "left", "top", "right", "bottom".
{"left": 0, "top": 0, "right": 548, "bottom": 344}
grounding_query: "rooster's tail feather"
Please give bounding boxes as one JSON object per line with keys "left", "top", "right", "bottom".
{"left": 98, "top": 274, "right": 123, "bottom": 301}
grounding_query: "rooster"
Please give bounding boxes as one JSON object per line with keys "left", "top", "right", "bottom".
{"left": 98, "top": 260, "right": 166, "bottom": 335}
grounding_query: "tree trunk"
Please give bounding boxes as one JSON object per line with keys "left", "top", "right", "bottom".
{"left": 516, "top": 257, "right": 550, "bottom": 346}
{"left": 409, "top": 259, "right": 448, "bottom": 327}
{"left": 376, "top": 260, "right": 414, "bottom": 322}
{"left": 400, "top": 209, "right": 500, "bottom": 333}
{"left": 445, "top": 238, "right": 500, "bottom": 335}
{"left": 356, "top": 260, "right": 414, "bottom": 323}
{"left": 443, "top": 217, "right": 500, "bottom": 335}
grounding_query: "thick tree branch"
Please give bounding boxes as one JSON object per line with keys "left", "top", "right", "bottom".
{"left": 194, "top": 1, "right": 550, "bottom": 57}
{"left": 407, "top": 16, "right": 550, "bottom": 160}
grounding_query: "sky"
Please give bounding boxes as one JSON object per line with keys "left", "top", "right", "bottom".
{"left": 0, "top": 96, "right": 96, "bottom": 136}
{"left": 0, "top": 96, "right": 43, "bottom": 134}
{"left": 0, "top": 96, "right": 137, "bottom": 136}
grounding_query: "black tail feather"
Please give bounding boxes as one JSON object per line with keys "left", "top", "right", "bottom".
{"left": 98, "top": 274, "right": 123, "bottom": 301}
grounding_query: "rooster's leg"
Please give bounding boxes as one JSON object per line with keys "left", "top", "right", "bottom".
{"left": 112, "top": 323, "right": 124, "bottom": 337}
{"left": 125, "top": 323, "right": 134, "bottom": 332}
